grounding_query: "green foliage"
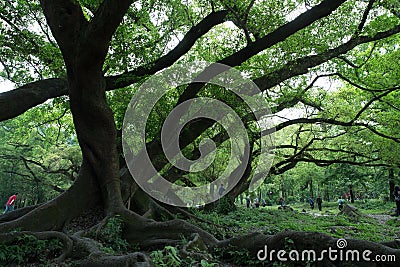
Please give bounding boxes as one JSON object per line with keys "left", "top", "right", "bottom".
{"left": 216, "top": 195, "right": 237, "bottom": 215}
{"left": 92, "top": 215, "right": 130, "bottom": 254}
{"left": 386, "top": 218, "right": 400, "bottom": 227}
{"left": 150, "top": 246, "right": 182, "bottom": 267}
{"left": 192, "top": 203, "right": 400, "bottom": 244}
{"left": 0, "top": 99, "right": 79, "bottom": 206}
{"left": 199, "top": 259, "right": 217, "bottom": 267}
{"left": 356, "top": 199, "right": 394, "bottom": 214}
{"left": 212, "top": 245, "right": 259, "bottom": 266}
{"left": 149, "top": 245, "right": 219, "bottom": 266}
{"left": 0, "top": 235, "right": 63, "bottom": 265}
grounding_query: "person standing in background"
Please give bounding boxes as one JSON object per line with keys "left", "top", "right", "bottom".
{"left": 246, "top": 195, "right": 251, "bottom": 208}
{"left": 218, "top": 184, "right": 225, "bottom": 197}
{"left": 309, "top": 197, "right": 314, "bottom": 210}
{"left": 3, "top": 193, "right": 18, "bottom": 214}
{"left": 338, "top": 197, "right": 344, "bottom": 210}
{"left": 279, "top": 196, "right": 284, "bottom": 206}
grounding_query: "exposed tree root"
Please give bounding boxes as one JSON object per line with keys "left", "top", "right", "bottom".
{"left": 0, "top": 230, "right": 73, "bottom": 263}
{"left": 118, "top": 209, "right": 218, "bottom": 249}
{"left": 93, "top": 215, "right": 113, "bottom": 238}
{"left": 380, "top": 239, "right": 400, "bottom": 249}
{"left": 167, "top": 206, "right": 230, "bottom": 231}
{"left": 0, "top": 172, "right": 399, "bottom": 266}
{"left": 71, "top": 231, "right": 151, "bottom": 267}
{"left": 181, "top": 233, "right": 213, "bottom": 262}
{"left": 1, "top": 201, "right": 400, "bottom": 266}
{"left": 0, "top": 204, "right": 40, "bottom": 223}
{"left": 0, "top": 162, "right": 101, "bottom": 233}
{"left": 218, "top": 230, "right": 400, "bottom": 266}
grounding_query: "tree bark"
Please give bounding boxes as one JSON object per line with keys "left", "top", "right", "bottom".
{"left": 3, "top": 1, "right": 400, "bottom": 265}
{"left": 349, "top": 184, "right": 355, "bottom": 203}
{"left": 39, "top": 0, "right": 134, "bottom": 214}
{"left": 310, "top": 178, "right": 314, "bottom": 199}
{"left": 389, "top": 168, "right": 395, "bottom": 202}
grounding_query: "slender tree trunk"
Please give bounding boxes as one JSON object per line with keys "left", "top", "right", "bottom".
{"left": 389, "top": 168, "right": 395, "bottom": 202}
{"left": 349, "top": 184, "right": 355, "bottom": 203}
{"left": 325, "top": 186, "right": 329, "bottom": 202}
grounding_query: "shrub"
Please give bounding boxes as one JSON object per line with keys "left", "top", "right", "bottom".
{"left": 216, "top": 196, "right": 236, "bottom": 215}
{"left": 93, "top": 215, "right": 130, "bottom": 253}
{"left": 150, "top": 246, "right": 182, "bottom": 266}
{"left": 0, "top": 234, "right": 63, "bottom": 265}
{"left": 212, "top": 245, "right": 259, "bottom": 266}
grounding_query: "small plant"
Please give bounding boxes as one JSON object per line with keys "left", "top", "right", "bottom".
{"left": 150, "top": 246, "right": 182, "bottom": 266}
{"left": 284, "top": 237, "right": 295, "bottom": 250}
{"left": 212, "top": 245, "right": 259, "bottom": 266}
{"left": 0, "top": 234, "right": 63, "bottom": 265}
{"left": 94, "top": 215, "right": 130, "bottom": 254}
{"left": 200, "top": 259, "right": 217, "bottom": 266}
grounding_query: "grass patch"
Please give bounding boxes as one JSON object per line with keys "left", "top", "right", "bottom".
{"left": 191, "top": 200, "right": 400, "bottom": 243}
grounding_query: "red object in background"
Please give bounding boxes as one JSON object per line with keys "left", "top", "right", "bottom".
{"left": 6, "top": 194, "right": 17, "bottom": 206}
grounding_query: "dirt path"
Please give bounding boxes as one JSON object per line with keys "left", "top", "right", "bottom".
{"left": 367, "top": 214, "right": 393, "bottom": 225}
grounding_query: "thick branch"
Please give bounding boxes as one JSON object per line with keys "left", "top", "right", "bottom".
{"left": 40, "top": 0, "right": 88, "bottom": 63}
{"left": 105, "top": 10, "right": 229, "bottom": 90}
{"left": 0, "top": 11, "right": 229, "bottom": 122}
{"left": 1, "top": 6, "right": 398, "bottom": 124}
{"left": 177, "top": 0, "right": 349, "bottom": 103}
{"left": 355, "top": 0, "right": 375, "bottom": 34}
{"left": 0, "top": 78, "right": 68, "bottom": 121}
{"left": 254, "top": 25, "right": 400, "bottom": 92}
{"left": 81, "top": 0, "right": 133, "bottom": 68}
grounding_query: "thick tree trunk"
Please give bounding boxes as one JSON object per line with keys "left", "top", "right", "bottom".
{"left": 68, "top": 68, "right": 124, "bottom": 214}
{"left": 39, "top": 0, "right": 134, "bottom": 215}
{"left": 3, "top": 1, "right": 400, "bottom": 266}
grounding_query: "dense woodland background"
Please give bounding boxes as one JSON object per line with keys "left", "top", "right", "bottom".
{"left": 0, "top": 0, "right": 400, "bottom": 266}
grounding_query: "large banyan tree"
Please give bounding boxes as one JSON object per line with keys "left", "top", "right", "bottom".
{"left": 1, "top": 0, "right": 400, "bottom": 265}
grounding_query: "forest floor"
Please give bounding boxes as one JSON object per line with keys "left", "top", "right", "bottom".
{"left": 366, "top": 214, "right": 393, "bottom": 225}
{"left": 1, "top": 199, "right": 399, "bottom": 266}
{"left": 191, "top": 199, "right": 400, "bottom": 243}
